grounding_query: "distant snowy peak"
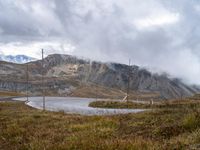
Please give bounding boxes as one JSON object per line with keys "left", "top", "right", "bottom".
{"left": 0, "top": 54, "right": 37, "bottom": 64}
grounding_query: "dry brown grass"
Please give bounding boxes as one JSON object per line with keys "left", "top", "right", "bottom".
{"left": 89, "top": 99, "right": 200, "bottom": 110}
{"left": 69, "top": 84, "right": 161, "bottom": 101}
{"left": 0, "top": 91, "right": 24, "bottom": 97}
{"left": 69, "top": 84, "right": 125, "bottom": 99}
{"left": 1, "top": 100, "right": 200, "bottom": 149}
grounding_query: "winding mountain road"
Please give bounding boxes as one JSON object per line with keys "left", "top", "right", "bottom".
{"left": 13, "top": 97, "right": 145, "bottom": 116}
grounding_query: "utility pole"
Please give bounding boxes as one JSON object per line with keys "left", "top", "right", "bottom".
{"left": 26, "top": 62, "right": 29, "bottom": 102}
{"left": 127, "top": 59, "right": 131, "bottom": 102}
{"left": 42, "top": 49, "right": 45, "bottom": 111}
{"left": 95, "top": 83, "right": 98, "bottom": 101}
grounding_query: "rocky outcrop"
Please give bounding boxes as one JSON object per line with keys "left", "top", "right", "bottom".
{"left": 0, "top": 54, "right": 199, "bottom": 99}
{"left": 74, "top": 62, "right": 199, "bottom": 99}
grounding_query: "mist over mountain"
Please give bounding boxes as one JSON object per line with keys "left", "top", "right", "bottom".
{"left": 1, "top": 1, "right": 200, "bottom": 85}
{"left": 0, "top": 54, "right": 199, "bottom": 100}
{"left": 0, "top": 54, "right": 36, "bottom": 64}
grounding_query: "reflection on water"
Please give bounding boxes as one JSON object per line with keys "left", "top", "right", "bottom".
{"left": 14, "top": 97, "right": 145, "bottom": 116}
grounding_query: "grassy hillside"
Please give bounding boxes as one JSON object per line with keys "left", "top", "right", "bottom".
{"left": 89, "top": 99, "right": 200, "bottom": 109}
{"left": 69, "top": 84, "right": 125, "bottom": 99}
{"left": 69, "top": 83, "right": 160, "bottom": 100}
{"left": 0, "top": 91, "right": 24, "bottom": 97}
{"left": 1, "top": 99, "right": 200, "bottom": 149}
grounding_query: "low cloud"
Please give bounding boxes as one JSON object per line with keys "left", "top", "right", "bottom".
{"left": 0, "top": 0, "right": 200, "bottom": 85}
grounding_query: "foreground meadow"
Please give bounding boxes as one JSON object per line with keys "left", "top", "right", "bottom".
{"left": 1, "top": 98, "right": 200, "bottom": 150}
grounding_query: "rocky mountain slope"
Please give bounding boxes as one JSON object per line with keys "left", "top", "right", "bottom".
{"left": 0, "top": 54, "right": 199, "bottom": 100}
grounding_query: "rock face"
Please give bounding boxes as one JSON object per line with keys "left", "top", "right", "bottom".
{"left": 0, "top": 54, "right": 199, "bottom": 99}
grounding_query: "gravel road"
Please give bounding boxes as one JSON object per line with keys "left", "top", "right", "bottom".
{"left": 13, "top": 97, "right": 145, "bottom": 116}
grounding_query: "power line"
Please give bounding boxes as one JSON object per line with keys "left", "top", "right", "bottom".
{"left": 95, "top": 82, "right": 98, "bottom": 101}
{"left": 127, "top": 59, "right": 131, "bottom": 102}
{"left": 42, "top": 49, "right": 45, "bottom": 111}
{"left": 26, "top": 62, "right": 29, "bottom": 102}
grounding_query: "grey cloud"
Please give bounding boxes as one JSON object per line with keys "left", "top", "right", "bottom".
{"left": 0, "top": 0, "right": 200, "bottom": 84}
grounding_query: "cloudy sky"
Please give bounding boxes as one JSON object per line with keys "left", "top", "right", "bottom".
{"left": 0, "top": 0, "right": 200, "bottom": 84}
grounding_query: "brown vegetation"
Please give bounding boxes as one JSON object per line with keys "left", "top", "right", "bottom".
{"left": 1, "top": 97, "right": 200, "bottom": 149}
{"left": 0, "top": 91, "right": 24, "bottom": 97}
{"left": 89, "top": 99, "right": 200, "bottom": 109}
{"left": 69, "top": 84, "right": 125, "bottom": 99}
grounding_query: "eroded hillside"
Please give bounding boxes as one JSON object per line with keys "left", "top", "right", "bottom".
{"left": 0, "top": 54, "right": 198, "bottom": 99}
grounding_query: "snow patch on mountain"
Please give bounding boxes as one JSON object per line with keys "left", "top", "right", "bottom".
{"left": 0, "top": 54, "right": 36, "bottom": 64}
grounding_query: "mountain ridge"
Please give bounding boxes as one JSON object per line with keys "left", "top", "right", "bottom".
{"left": 0, "top": 53, "right": 199, "bottom": 99}
{"left": 30, "top": 54, "right": 200, "bottom": 99}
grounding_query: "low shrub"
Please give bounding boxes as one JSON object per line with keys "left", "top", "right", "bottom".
{"left": 182, "top": 112, "right": 200, "bottom": 131}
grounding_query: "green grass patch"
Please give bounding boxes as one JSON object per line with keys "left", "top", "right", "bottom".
{"left": 182, "top": 111, "right": 200, "bottom": 131}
